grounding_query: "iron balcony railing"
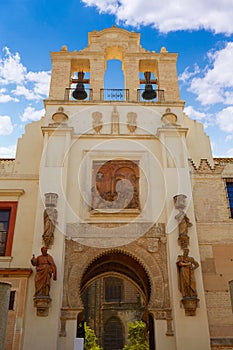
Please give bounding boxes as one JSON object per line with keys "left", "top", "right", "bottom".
{"left": 64, "top": 88, "right": 165, "bottom": 102}
{"left": 100, "top": 88, "right": 130, "bottom": 101}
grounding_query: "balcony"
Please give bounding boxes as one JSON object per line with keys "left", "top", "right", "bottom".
{"left": 64, "top": 88, "right": 165, "bottom": 102}
{"left": 100, "top": 89, "right": 129, "bottom": 101}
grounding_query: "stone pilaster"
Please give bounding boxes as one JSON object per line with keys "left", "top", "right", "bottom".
{"left": 157, "top": 53, "right": 180, "bottom": 101}
{"left": 49, "top": 57, "right": 72, "bottom": 100}
{"left": 0, "top": 281, "right": 11, "bottom": 350}
{"left": 90, "top": 57, "right": 105, "bottom": 101}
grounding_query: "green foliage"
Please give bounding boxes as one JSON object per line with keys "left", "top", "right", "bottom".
{"left": 84, "top": 323, "right": 103, "bottom": 350}
{"left": 123, "top": 320, "right": 149, "bottom": 350}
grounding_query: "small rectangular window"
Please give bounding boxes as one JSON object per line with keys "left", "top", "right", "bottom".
{"left": 8, "top": 290, "right": 16, "bottom": 310}
{"left": 0, "top": 209, "right": 11, "bottom": 256}
{"left": 226, "top": 181, "right": 233, "bottom": 218}
{"left": 0, "top": 202, "right": 18, "bottom": 256}
{"left": 104, "top": 277, "right": 123, "bottom": 302}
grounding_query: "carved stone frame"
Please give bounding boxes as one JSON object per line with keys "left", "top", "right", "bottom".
{"left": 60, "top": 223, "right": 173, "bottom": 337}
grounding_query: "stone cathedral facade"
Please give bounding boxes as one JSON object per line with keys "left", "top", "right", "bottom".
{"left": 0, "top": 27, "right": 233, "bottom": 350}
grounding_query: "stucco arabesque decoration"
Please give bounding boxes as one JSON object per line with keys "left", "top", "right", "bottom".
{"left": 59, "top": 223, "right": 173, "bottom": 337}
{"left": 173, "top": 194, "right": 200, "bottom": 316}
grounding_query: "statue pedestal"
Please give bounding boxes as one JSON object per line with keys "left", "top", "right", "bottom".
{"left": 181, "top": 297, "right": 199, "bottom": 316}
{"left": 33, "top": 296, "right": 52, "bottom": 316}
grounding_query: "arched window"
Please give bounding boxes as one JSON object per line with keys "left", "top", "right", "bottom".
{"left": 103, "top": 316, "right": 124, "bottom": 350}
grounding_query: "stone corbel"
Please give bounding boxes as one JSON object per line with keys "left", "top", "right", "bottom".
{"left": 33, "top": 296, "right": 52, "bottom": 317}
{"left": 181, "top": 296, "right": 200, "bottom": 316}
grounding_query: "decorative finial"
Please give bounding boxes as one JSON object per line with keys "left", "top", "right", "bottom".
{"left": 160, "top": 46, "right": 168, "bottom": 53}
{"left": 61, "top": 45, "right": 68, "bottom": 52}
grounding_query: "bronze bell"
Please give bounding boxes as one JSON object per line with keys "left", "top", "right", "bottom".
{"left": 142, "top": 71, "right": 157, "bottom": 100}
{"left": 72, "top": 71, "right": 88, "bottom": 100}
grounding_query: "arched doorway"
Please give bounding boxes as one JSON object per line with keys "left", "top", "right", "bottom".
{"left": 80, "top": 250, "right": 152, "bottom": 349}
{"left": 103, "top": 316, "right": 124, "bottom": 350}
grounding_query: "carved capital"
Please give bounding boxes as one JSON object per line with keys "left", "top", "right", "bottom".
{"left": 59, "top": 308, "right": 84, "bottom": 337}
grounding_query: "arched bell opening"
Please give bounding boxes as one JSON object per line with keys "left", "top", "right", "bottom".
{"left": 70, "top": 71, "right": 91, "bottom": 101}
{"left": 79, "top": 250, "right": 153, "bottom": 349}
{"left": 102, "top": 59, "right": 125, "bottom": 101}
{"left": 68, "top": 59, "right": 91, "bottom": 101}
{"left": 104, "top": 59, "right": 124, "bottom": 89}
{"left": 139, "top": 59, "right": 159, "bottom": 102}
{"left": 102, "top": 46, "right": 126, "bottom": 101}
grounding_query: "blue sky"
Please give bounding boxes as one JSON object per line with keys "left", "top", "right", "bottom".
{"left": 0, "top": 0, "right": 233, "bottom": 158}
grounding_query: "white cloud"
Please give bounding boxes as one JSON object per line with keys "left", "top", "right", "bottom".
{"left": 20, "top": 106, "right": 44, "bottom": 122}
{"left": 189, "top": 42, "right": 233, "bottom": 105}
{"left": 179, "top": 65, "right": 200, "bottom": 84}
{"left": 12, "top": 85, "right": 38, "bottom": 101}
{"left": 227, "top": 148, "right": 233, "bottom": 157}
{"left": 0, "top": 145, "right": 16, "bottom": 158}
{"left": 26, "top": 71, "right": 51, "bottom": 97}
{"left": 0, "top": 88, "right": 19, "bottom": 102}
{"left": 184, "top": 106, "right": 206, "bottom": 120}
{"left": 216, "top": 106, "right": 233, "bottom": 133}
{"left": 81, "top": 0, "right": 233, "bottom": 34}
{"left": 226, "top": 135, "right": 233, "bottom": 141}
{"left": 0, "top": 47, "right": 50, "bottom": 102}
{"left": 82, "top": 0, "right": 119, "bottom": 13}
{"left": 0, "top": 47, "right": 26, "bottom": 85}
{"left": 0, "top": 116, "right": 14, "bottom": 135}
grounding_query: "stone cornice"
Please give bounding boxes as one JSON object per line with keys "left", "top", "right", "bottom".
{"left": 0, "top": 189, "right": 25, "bottom": 197}
{"left": 0, "top": 268, "right": 32, "bottom": 277}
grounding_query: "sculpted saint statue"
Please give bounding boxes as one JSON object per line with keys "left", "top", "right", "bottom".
{"left": 42, "top": 208, "right": 57, "bottom": 247}
{"left": 176, "top": 248, "right": 199, "bottom": 298}
{"left": 31, "top": 246, "right": 57, "bottom": 297}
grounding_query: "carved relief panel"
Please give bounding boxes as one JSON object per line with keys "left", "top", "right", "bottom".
{"left": 91, "top": 160, "right": 140, "bottom": 210}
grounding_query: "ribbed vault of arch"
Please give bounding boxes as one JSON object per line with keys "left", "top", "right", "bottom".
{"left": 80, "top": 250, "right": 151, "bottom": 303}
